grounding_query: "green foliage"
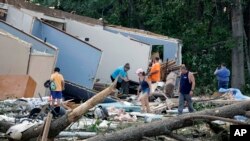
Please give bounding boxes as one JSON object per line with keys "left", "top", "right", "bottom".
{"left": 243, "top": 84, "right": 250, "bottom": 96}
{"left": 86, "top": 118, "right": 102, "bottom": 132}
{"left": 152, "top": 45, "right": 164, "bottom": 59}
{"left": 193, "top": 102, "right": 216, "bottom": 111}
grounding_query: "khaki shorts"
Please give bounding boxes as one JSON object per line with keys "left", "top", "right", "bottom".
{"left": 151, "top": 83, "right": 158, "bottom": 93}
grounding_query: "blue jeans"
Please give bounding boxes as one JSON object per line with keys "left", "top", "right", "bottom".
{"left": 218, "top": 81, "right": 229, "bottom": 90}
{"left": 178, "top": 93, "right": 194, "bottom": 114}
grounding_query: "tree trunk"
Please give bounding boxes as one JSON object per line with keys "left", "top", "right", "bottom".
{"left": 86, "top": 100, "right": 250, "bottom": 141}
{"left": 207, "top": 7, "right": 216, "bottom": 36}
{"left": 231, "top": 0, "right": 245, "bottom": 89}
{"left": 57, "top": 131, "right": 96, "bottom": 139}
{"left": 244, "top": 32, "right": 250, "bottom": 79}
{"left": 207, "top": 122, "right": 229, "bottom": 141}
{"left": 244, "top": 1, "right": 250, "bottom": 78}
{"left": 4, "top": 81, "right": 117, "bottom": 141}
{"left": 165, "top": 72, "right": 177, "bottom": 98}
{"left": 0, "top": 121, "right": 14, "bottom": 133}
{"left": 197, "top": 0, "right": 204, "bottom": 20}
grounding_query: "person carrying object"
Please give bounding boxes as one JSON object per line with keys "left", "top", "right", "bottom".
{"left": 148, "top": 57, "right": 161, "bottom": 92}
{"left": 136, "top": 68, "right": 151, "bottom": 113}
{"left": 110, "top": 63, "right": 130, "bottom": 95}
{"left": 50, "top": 67, "right": 65, "bottom": 107}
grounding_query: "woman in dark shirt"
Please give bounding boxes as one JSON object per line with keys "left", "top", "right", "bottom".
{"left": 136, "top": 68, "right": 151, "bottom": 113}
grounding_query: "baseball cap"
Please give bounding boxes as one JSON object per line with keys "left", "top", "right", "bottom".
{"left": 136, "top": 68, "right": 144, "bottom": 74}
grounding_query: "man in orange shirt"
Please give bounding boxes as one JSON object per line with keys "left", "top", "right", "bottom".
{"left": 50, "top": 67, "right": 65, "bottom": 107}
{"left": 148, "top": 57, "right": 161, "bottom": 92}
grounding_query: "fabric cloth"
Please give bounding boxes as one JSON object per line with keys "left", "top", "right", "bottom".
{"left": 149, "top": 62, "right": 161, "bottom": 82}
{"left": 180, "top": 71, "right": 192, "bottom": 94}
{"left": 51, "top": 91, "right": 63, "bottom": 99}
{"left": 50, "top": 72, "right": 64, "bottom": 91}
{"left": 111, "top": 66, "right": 127, "bottom": 83}
{"left": 219, "top": 88, "right": 250, "bottom": 100}
{"left": 178, "top": 93, "right": 194, "bottom": 114}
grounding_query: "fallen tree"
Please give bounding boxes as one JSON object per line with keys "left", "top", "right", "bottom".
{"left": 86, "top": 100, "right": 250, "bottom": 141}
{"left": 1, "top": 79, "right": 117, "bottom": 141}
{"left": 0, "top": 121, "right": 14, "bottom": 133}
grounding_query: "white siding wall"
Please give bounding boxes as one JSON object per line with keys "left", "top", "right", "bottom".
{"left": 5, "top": 6, "right": 151, "bottom": 83}
{"left": 28, "top": 54, "right": 56, "bottom": 97}
{"left": 0, "top": 30, "right": 30, "bottom": 75}
{"left": 0, "top": 30, "right": 56, "bottom": 98}
{"left": 6, "top": 6, "right": 34, "bottom": 33}
{"left": 66, "top": 19, "right": 151, "bottom": 83}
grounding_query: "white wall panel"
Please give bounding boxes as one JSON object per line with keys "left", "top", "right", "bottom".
{"left": 28, "top": 54, "right": 56, "bottom": 97}
{"left": 66, "top": 19, "right": 151, "bottom": 83}
{"left": 0, "top": 30, "right": 30, "bottom": 74}
{"left": 6, "top": 6, "right": 34, "bottom": 33}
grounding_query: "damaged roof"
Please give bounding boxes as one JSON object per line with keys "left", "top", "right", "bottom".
{"left": 2, "top": 0, "right": 180, "bottom": 42}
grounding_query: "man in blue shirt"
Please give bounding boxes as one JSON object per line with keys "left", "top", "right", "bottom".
{"left": 214, "top": 63, "right": 230, "bottom": 90}
{"left": 111, "top": 63, "right": 130, "bottom": 94}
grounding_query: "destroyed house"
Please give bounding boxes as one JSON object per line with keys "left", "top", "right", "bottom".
{"left": 105, "top": 26, "right": 182, "bottom": 65}
{"left": 3, "top": 5, "right": 103, "bottom": 89}
{"left": 0, "top": 20, "right": 57, "bottom": 98}
{"left": 0, "top": 0, "right": 182, "bottom": 86}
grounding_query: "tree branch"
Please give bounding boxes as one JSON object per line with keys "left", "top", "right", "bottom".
{"left": 165, "top": 132, "right": 188, "bottom": 141}
{"left": 86, "top": 100, "right": 250, "bottom": 141}
{"left": 5, "top": 79, "right": 118, "bottom": 140}
{"left": 188, "top": 115, "right": 248, "bottom": 125}
{"left": 0, "top": 120, "right": 14, "bottom": 133}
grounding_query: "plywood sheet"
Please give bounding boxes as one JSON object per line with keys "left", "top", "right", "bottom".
{"left": 0, "top": 75, "right": 36, "bottom": 100}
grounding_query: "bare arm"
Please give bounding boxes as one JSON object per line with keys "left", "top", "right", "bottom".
{"left": 146, "top": 78, "right": 152, "bottom": 94}
{"left": 137, "top": 85, "right": 141, "bottom": 96}
{"left": 119, "top": 71, "right": 129, "bottom": 81}
{"left": 214, "top": 68, "right": 218, "bottom": 75}
{"left": 61, "top": 75, "right": 65, "bottom": 90}
{"left": 61, "top": 80, "right": 65, "bottom": 90}
{"left": 50, "top": 74, "right": 54, "bottom": 81}
{"left": 149, "top": 64, "right": 160, "bottom": 76}
{"left": 189, "top": 73, "right": 195, "bottom": 90}
{"left": 120, "top": 76, "right": 129, "bottom": 82}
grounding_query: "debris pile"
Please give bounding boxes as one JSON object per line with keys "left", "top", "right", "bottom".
{"left": 160, "top": 59, "right": 182, "bottom": 81}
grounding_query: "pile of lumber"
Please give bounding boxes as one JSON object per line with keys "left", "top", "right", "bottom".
{"left": 160, "top": 60, "right": 181, "bottom": 81}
